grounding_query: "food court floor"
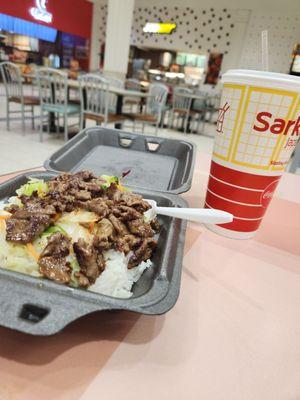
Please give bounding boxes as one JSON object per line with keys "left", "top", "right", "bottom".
{"left": 0, "top": 95, "right": 215, "bottom": 175}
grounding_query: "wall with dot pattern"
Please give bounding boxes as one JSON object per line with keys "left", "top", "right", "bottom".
{"left": 130, "top": 6, "right": 235, "bottom": 57}
{"left": 239, "top": 13, "right": 300, "bottom": 73}
{"left": 98, "top": 1, "right": 108, "bottom": 47}
{"left": 93, "top": 2, "right": 299, "bottom": 74}
{"left": 95, "top": 2, "right": 235, "bottom": 67}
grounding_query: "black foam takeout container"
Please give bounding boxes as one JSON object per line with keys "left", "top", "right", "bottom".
{"left": 0, "top": 128, "right": 195, "bottom": 335}
{"left": 44, "top": 128, "right": 196, "bottom": 194}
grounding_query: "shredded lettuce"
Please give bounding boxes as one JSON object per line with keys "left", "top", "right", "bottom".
{"left": 70, "top": 258, "right": 80, "bottom": 288}
{"left": 100, "top": 175, "right": 119, "bottom": 189}
{"left": 58, "top": 210, "right": 98, "bottom": 224}
{"left": 100, "top": 175, "right": 131, "bottom": 192}
{"left": 41, "top": 225, "right": 68, "bottom": 238}
{"left": 16, "top": 178, "right": 49, "bottom": 198}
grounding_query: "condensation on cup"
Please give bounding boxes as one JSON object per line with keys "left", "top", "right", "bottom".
{"left": 205, "top": 70, "right": 300, "bottom": 239}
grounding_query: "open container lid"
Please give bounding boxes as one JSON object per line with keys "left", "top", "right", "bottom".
{"left": 44, "top": 128, "right": 196, "bottom": 194}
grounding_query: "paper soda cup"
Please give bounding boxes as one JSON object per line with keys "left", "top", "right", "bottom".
{"left": 205, "top": 70, "right": 300, "bottom": 239}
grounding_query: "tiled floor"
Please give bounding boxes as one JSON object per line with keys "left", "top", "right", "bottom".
{"left": 0, "top": 94, "right": 215, "bottom": 175}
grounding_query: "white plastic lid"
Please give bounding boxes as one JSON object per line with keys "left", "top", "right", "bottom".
{"left": 222, "top": 69, "right": 300, "bottom": 92}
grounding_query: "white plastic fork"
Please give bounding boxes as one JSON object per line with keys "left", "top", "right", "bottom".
{"left": 145, "top": 199, "right": 233, "bottom": 225}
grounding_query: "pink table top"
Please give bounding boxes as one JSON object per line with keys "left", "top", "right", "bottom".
{"left": 0, "top": 153, "right": 299, "bottom": 400}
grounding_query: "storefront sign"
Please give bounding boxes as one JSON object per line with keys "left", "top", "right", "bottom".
{"left": 143, "top": 22, "right": 176, "bottom": 34}
{"left": 0, "top": 0, "right": 92, "bottom": 38}
{"left": 30, "top": 0, "right": 52, "bottom": 24}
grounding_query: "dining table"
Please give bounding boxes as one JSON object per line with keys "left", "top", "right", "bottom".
{"left": 21, "top": 74, "right": 149, "bottom": 131}
{"left": 67, "top": 79, "right": 149, "bottom": 130}
{"left": 177, "top": 92, "right": 220, "bottom": 134}
{"left": 0, "top": 150, "right": 299, "bottom": 400}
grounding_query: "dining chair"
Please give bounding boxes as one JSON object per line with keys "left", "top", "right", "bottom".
{"left": 205, "top": 94, "right": 221, "bottom": 123}
{"left": 78, "top": 73, "right": 125, "bottom": 129}
{"left": 124, "top": 78, "right": 142, "bottom": 112}
{"left": 37, "top": 68, "right": 80, "bottom": 142}
{"left": 124, "top": 83, "right": 168, "bottom": 135}
{"left": 168, "top": 87, "right": 193, "bottom": 133}
{"left": 190, "top": 94, "right": 208, "bottom": 134}
{"left": 103, "top": 76, "right": 124, "bottom": 114}
{"left": 0, "top": 61, "right": 40, "bottom": 132}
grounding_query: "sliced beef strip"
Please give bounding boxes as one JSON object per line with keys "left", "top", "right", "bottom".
{"left": 4, "top": 204, "right": 20, "bottom": 214}
{"left": 93, "top": 218, "right": 115, "bottom": 252}
{"left": 78, "top": 181, "right": 103, "bottom": 193}
{"left": 38, "top": 233, "right": 72, "bottom": 284}
{"left": 74, "top": 190, "right": 92, "bottom": 201}
{"left": 95, "top": 218, "right": 115, "bottom": 240}
{"left": 113, "top": 234, "right": 141, "bottom": 254}
{"left": 111, "top": 205, "right": 141, "bottom": 221}
{"left": 75, "top": 272, "right": 90, "bottom": 288}
{"left": 105, "top": 183, "right": 122, "bottom": 201}
{"left": 150, "top": 218, "right": 160, "bottom": 232}
{"left": 109, "top": 214, "right": 129, "bottom": 235}
{"left": 74, "top": 170, "right": 96, "bottom": 181}
{"left": 48, "top": 171, "right": 104, "bottom": 199}
{"left": 6, "top": 211, "right": 51, "bottom": 244}
{"left": 119, "top": 192, "right": 151, "bottom": 212}
{"left": 84, "top": 198, "right": 110, "bottom": 217}
{"left": 40, "top": 232, "right": 70, "bottom": 258}
{"left": 18, "top": 193, "right": 57, "bottom": 217}
{"left": 39, "top": 257, "right": 72, "bottom": 284}
{"left": 128, "top": 238, "right": 157, "bottom": 269}
{"left": 93, "top": 236, "right": 113, "bottom": 252}
{"left": 73, "top": 238, "right": 105, "bottom": 284}
{"left": 127, "top": 218, "right": 153, "bottom": 238}
{"left": 105, "top": 185, "right": 151, "bottom": 213}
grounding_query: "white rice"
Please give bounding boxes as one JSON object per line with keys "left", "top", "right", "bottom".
{"left": 89, "top": 249, "right": 152, "bottom": 298}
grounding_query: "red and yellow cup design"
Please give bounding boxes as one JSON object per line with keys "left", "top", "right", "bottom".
{"left": 205, "top": 70, "right": 300, "bottom": 239}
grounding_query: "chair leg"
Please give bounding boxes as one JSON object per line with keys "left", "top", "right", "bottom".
{"left": 31, "top": 106, "right": 35, "bottom": 129}
{"left": 168, "top": 110, "right": 174, "bottom": 129}
{"left": 46, "top": 114, "right": 50, "bottom": 135}
{"left": 39, "top": 111, "right": 44, "bottom": 142}
{"left": 56, "top": 113, "right": 59, "bottom": 135}
{"left": 161, "top": 111, "right": 166, "bottom": 128}
{"left": 64, "top": 114, "right": 68, "bottom": 142}
{"left": 184, "top": 112, "right": 189, "bottom": 134}
{"left": 196, "top": 114, "right": 203, "bottom": 134}
{"left": 79, "top": 112, "right": 84, "bottom": 131}
{"left": 6, "top": 101, "right": 10, "bottom": 131}
{"left": 21, "top": 104, "right": 25, "bottom": 134}
{"left": 160, "top": 111, "right": 164, "bottom": 128}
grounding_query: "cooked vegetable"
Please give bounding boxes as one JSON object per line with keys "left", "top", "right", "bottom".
{"left": 16, "top": 178, "right": 49, "bottom": 197}
{"left": 100, "top": 174, "right": 131, "bottom": 192}
{"left": 70, "top": 258, "right": 80, "bottom": 287}
{"left": 100, "top": 175, "right": 119, "bottom": 189}
{"left": 42, "top": 225, "right": 68, "bottom": 238}
{"left": 26, "top": 243, "right": 40, "bottom": 261}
